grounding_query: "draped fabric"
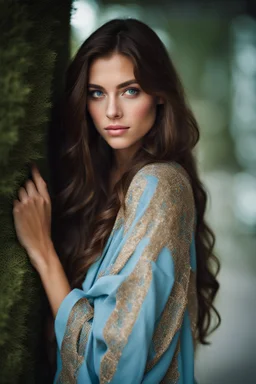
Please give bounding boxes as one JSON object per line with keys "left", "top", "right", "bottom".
{"left": 54, "top": 162, "right": 198, "bottom": 384}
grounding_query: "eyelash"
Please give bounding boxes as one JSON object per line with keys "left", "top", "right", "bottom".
{"left": 88, "top": 87, "right": 140, "bottom": 99}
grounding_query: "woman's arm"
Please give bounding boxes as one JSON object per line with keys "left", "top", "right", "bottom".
{"left": 33, "top": 243, "right": 71, "bottom": 318}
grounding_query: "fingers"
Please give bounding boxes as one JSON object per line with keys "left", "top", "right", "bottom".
{"left": 31, "top": 164, "right": 50, "bottom": 202}
{"left": 18, "top": 179, "right": 39, "bottom": 202}
{"left": 16, "top": 164, "right": 47, "bottom": 203}
{"left": 26, "top": 179, "right": 39, "bottom": 196}
{"left": 18, "top": 187, "right": 29, "bottom": 202}
{"left": 15, "top": 163, "right": 50, "bottom": 206}
{"left": 13, "top": 199, "right": 20, "bottom": 213}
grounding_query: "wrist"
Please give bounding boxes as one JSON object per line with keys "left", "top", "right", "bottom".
{"left": 28, "top": 240, "right": 60, "bottom": 276}
{"left": 41, "top": 250, "right": 61, "bottom": 276}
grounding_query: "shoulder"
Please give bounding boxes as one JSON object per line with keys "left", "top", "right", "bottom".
{"left": 123, "top": 162, "right": 195, "bottom": 229}
{"left": 122, "top": 161, "right": 196, "bottom": 238}
{"left": 127, "top": 161, "right": 194, "bottom": 203}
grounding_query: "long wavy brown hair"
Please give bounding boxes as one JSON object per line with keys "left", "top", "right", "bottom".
{"left": 51, "top": 18, "right": 221, "bottom": 345}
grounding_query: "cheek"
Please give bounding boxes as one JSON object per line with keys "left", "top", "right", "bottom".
{"left": 87, "top": 103, "right": 101, "bottom": 124}
{"left": 132, "top": 99, "right": 156, "bottom": 121}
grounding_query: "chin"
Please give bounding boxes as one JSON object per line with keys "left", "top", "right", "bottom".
{"left": 106, "top": 140, "right": 132, "bottom": 149}
{"left": 108, "top": 143, "right": 131, "bottom": 150}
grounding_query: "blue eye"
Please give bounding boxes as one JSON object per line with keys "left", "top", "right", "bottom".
{"left": 125, "top": 88, "right": 139, "bottom": 96}
{"left": 89, "top": 90, "right": 103, "bottom": 98}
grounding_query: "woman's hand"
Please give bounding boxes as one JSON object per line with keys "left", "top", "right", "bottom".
{"left": 13, "top": 163, "right": 71, "bottom": 318}
{"left": 13, "top": 163, "right": 53, "bottom": 272}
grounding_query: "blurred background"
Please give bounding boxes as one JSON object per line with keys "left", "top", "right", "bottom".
{"left": 69, "top": 0, "right": 256, "bottom": 383}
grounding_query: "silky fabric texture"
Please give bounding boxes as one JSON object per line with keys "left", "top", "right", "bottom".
{"left": 54, "top": 162, "right": 198, "bottom": 384}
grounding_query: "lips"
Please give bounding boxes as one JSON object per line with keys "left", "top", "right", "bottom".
{"left": 105, "top": 126, "right": 130, "bottom": 136}
{"left": 105, "top": 125, "right": 129, "bottom": 130}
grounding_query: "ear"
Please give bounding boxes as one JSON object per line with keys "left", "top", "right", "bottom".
{"left": 156, "top": 96, "right": 164, "bottom": 105}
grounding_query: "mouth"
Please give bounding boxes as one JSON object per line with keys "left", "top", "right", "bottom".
{"left": 105, "top": 125, "right": 130, "bottom": 130}
{"left": 104, "top": 126, "right": 130, "bottom": 136}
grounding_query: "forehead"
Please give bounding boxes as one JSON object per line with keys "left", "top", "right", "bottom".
{"left": 88, "top": 53, "right": 135, "bottom": 86}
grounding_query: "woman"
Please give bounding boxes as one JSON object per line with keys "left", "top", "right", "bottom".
{"left": 13, "top": 18, "right": 221, "bottom": 383}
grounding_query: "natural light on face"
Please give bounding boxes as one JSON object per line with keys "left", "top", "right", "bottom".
{"left": 86, "top": 53, "right": 158, "bottom": 159}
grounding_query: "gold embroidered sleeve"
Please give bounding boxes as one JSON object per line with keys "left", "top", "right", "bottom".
{"left": 54, "top": 289, "right": 94, "bottom": 383}
{"left": 98, "top": 163, "right": 195, "bottom": 384}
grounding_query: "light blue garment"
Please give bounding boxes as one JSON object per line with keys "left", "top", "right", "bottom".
{"left": 54, "top": 162, "right": 198, "bottom": 384}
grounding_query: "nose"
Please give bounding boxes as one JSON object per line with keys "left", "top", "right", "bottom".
{"left": 106, "top": 96, "right": 122, "bottom": 119}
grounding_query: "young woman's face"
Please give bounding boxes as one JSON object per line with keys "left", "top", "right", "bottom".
{"left": 87, "top": 53, "right": 158, "bottom": 159}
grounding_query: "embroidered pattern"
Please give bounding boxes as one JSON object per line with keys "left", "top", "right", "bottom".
{"left": 56, "top": 298, "right": 94, "bottom": 384}
{"left": 160, "top": 337, "right": 181, "bottom": 384}
{"left": 145, "top": 279, "right": 189, "bottom": 373}
{"left": 99, "top": 163, "right": 195, "bottom": 383}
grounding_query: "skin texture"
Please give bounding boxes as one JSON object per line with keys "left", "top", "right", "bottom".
{"left": 87, "top": 53, "right": 162, "bottom": 174}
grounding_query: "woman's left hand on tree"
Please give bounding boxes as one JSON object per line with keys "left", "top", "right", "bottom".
{"left": 13, "top": 163, "right": 53, "bottom": 272}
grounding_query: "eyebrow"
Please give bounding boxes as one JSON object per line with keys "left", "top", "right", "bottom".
{"left": 88, "top": 79, "right": 138, "bottom": 90}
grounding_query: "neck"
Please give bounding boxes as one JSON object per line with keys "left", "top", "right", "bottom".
{"left": 112, "top": 154, "right": 128, "bottom": 175}
{"left": 112, "top": 141, "right": 142, "bottom": 173}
